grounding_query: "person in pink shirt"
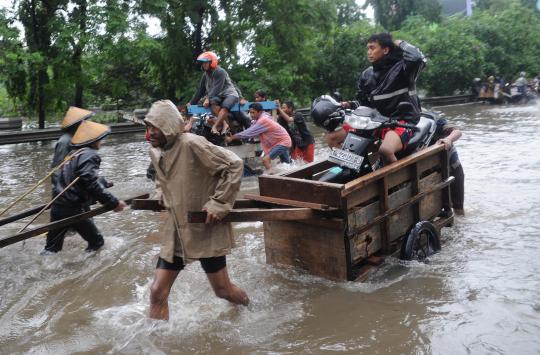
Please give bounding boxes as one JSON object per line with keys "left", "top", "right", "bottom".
{"left": 225, "top": 102, "right": 291, "bottom": 170}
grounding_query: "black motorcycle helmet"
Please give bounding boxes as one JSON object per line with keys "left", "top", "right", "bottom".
{"left": 331, "top": 91, "right": 343, "bottom": 102}
{"left": 311, "top": 95, "right": 344, "bottom": 131}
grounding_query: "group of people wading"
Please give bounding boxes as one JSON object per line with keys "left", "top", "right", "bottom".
{"left": 187, "top": 51, "right": 315, "bottom": 170}
{"left": 41, "top": 32, "right": 464, "bottom": 321}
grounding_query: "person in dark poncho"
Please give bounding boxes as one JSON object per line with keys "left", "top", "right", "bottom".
{"left": 42, "top": 121, "right": 127, "bottom": 254}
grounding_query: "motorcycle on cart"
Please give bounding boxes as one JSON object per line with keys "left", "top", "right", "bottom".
{"left": 311, "top": 95, "right": 439, "bottom": 184}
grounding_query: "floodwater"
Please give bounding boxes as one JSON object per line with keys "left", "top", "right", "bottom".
{"left": 1, "top": 102, "right": 539, "bottom": 354}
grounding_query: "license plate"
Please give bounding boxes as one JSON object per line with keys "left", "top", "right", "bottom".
{"left": 328, "top": 149, "right": 364, "bottom": 172}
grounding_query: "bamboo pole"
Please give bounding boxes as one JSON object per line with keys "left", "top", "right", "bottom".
{"left": 17, "top": 176, "right": 80, "bottom": 234}
{"left": 0, "top": 148, "right": 83, "bottom": 217}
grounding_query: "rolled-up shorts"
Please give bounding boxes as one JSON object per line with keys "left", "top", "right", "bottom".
{"left": 209, "top": 95, "right": 239, "bottom": 111}
{"left": 156, "top": 255, "right": 226, "bottom": 274}
{"left": 268, "top": 144, "right": 291, "bottom": 163}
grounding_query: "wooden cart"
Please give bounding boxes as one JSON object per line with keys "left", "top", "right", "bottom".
{"left": 257, "top": 144, "right": 454, "bottom": 281}
{"left": 120, "top": 144, "right": 454, "bottom": 282}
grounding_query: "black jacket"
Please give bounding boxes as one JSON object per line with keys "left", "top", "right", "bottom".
{"left": 50, "top": 132, "right": 73, "bottom": 187}
{"left": 353, "top": 41, "right": 425, "bottom": 124}
{"left": 53, "top": 147, "right": 118, "bottom": 209}
{"left": 291, "top": 112, "right": 314, "bottom": 149}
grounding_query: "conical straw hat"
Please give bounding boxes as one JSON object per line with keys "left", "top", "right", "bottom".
{"left": 61, "top": 106, "right": 95, "bottom": 129}
{"left": 71, "top": 120, "right": 110, "bottom": 147}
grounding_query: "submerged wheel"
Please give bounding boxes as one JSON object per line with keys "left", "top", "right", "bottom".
{"left": 400, "top": 221, "right": 441, "bottom": 261}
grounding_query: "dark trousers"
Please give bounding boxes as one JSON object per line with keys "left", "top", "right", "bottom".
{"left": 44, "top": 205, "right": 104, "bottom": 252}
{"left": 450, "top": 164, "right": 465, "bottom": 210}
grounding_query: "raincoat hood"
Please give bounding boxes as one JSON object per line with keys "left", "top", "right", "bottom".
{"left": 144, "top": 100, "right": 185, "bottom": 147}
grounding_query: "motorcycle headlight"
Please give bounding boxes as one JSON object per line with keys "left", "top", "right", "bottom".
{"left": 345, "top": 114, "right": 381, "bottom": 130}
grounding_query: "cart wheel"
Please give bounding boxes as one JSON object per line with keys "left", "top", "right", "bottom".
{"left": 400, "top": 221, "right": 441, "bottom": 261}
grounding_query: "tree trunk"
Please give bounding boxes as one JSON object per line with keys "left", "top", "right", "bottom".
{"left": 72, "top": 0, "right": 87, "bottom": 107}
{"left": 38, "top": 67, "right": 47, "bottom": 129}
{"left": 194, "top": 4, "right": 205, "bottom": 56}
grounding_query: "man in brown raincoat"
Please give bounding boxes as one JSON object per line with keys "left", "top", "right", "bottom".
{"left": 144, "top": 100, "right": 249, "bottom": 320}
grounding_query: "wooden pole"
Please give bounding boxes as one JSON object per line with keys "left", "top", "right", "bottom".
{"left": 0, "top": 193, "right": 149, "bottom": 249}
{"left": 0, "top": 204, "right": 48, "bottom": 227}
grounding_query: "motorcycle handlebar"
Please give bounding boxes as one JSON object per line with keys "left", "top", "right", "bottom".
{"left": 382, "top": 121, "right": 418, "bottom": 131}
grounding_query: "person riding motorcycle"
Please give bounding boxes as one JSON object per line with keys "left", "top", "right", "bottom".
{"left": 514, "top": 72, "right": 528, "bottom": 95}
{"left": 188, "top": 51, "right": 244, "bottom": 135}
{"left": 326, "top": 33, "right": 426, "bottom": 164}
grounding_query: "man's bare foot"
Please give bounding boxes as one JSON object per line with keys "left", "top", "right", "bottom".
{"left": 227, "top": 284, "right": 250, "bottom": 306}
{"left": 221, "top": 122, "right": 230, "bottom": 135}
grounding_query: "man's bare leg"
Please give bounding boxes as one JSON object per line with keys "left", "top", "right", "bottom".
{"left": 206, "top": 267, "right": 249, "bottom": 306}
{"left": 454, "top": 208, "right": 465, "bottom": 216}
{"left": 211, "top": 105, "right": 231, "bottom": 134}
{"left": 262, "top": 155, "right": 272, "bottom": 170}
{"left": 149, "top": 268, "right": 180, "bottom": 320}
{"left": 378, "top": 130, "right": 403, "bottom": 164}
{"left": 325, "top": 129, "right": 347, "bottom": 148}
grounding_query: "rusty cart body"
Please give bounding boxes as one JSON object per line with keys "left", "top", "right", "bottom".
{"left": 258, "top": 144, "right": 454, "bottom": 281}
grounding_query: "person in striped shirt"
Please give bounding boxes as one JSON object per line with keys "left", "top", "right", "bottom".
{"left": 225, "top": 102, "right": 292, "bottom": 170}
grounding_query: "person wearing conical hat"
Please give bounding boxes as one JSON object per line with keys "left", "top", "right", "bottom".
{"left": 144, "top": 99, "right": 249, "bottom": 320}
{"left": 42, "top": 120, "right": 127, "bottom": 254}
{"left": 50, "top": 107, "right": 94, "bottom": 188}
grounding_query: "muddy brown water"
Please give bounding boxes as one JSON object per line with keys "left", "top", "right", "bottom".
{"left": 1, "top": 103, "right": 539, "bottom": 354}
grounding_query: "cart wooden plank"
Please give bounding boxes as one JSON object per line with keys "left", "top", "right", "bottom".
{"left": 243, "top": 194, "right": 335, "bottom": 211}
{"left": 188, "top": 208, "right": 319, "bottom": 223}
{"left": 341, "top": 144, "right": 444, "bottom": 196}
{"left": 258, "top": 175, "right": 343, "bottom": 208}
{"left": 264, "top": 220, "right": 348, "bottom": 280}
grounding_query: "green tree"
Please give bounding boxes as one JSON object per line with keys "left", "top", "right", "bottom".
{"left": 311, "top": 21, "right": 375, "bottom": 100}
{"left": 365, "top": 0, "right": 442, "bottom": 30}
{"left": 465, "top": 3, "right": 540, "bottom": 81}
{"left": 238, "top": 0, "right": 335, "bottom": 104}
{"left": 19, "top": 0, "right": 67, "bottom": 127}
{"left": 397, "top": 16, "right": 487, "bottom": 96}
{"left": 475, "top": 0, "right": 538, "bottom": 12}
{"left": 0, "top": 9, "right": 27, "bottom": 109}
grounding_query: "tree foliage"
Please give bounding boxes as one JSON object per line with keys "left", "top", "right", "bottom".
{"left": 365, "top": 0, "right": 442, "bottom": 31}
{"left": 0, "top": 0, "right": 539, "bottom": 122}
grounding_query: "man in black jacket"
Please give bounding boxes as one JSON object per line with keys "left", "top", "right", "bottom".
{"left": 330, "top": 33, "right": 425, "bottom": 163}
{"left": 42, "top": 121, "right": 127, "bottom": 254}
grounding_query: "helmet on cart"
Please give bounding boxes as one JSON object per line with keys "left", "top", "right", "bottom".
{"left": 197, "top": 51, "right": 219, "bottom": 69}
{"left": 311, "top": 95, "right": 343, "bottom": 132}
